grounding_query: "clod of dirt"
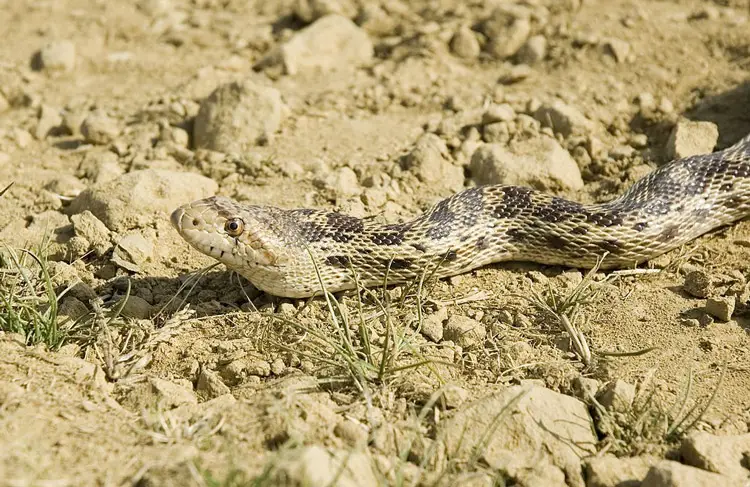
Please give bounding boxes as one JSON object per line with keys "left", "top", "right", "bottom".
{"left": 80, "top": 109, "right": 121, "bottom": 145}
{"left": 665, "top": 119, "right": 719, "bottom": 160}
{"left": 602, "top": 37, "right": 631, "bottom": 64}
{"left": 36, "top": 40, "right": 76, "bottom": 72}
{"left": 193, "top": 80, "right": 285, "bottom": 153}
{"left": 197, "top": 369, "right": 231, "bottom": 399}
{"left": 641, "top": 460, "right": 741, "bottom": 487}
{"left": 276, "top": 15, "right": 373, "bottom": 75}
{"left": 533, "top": 100, "right": 595, "bottom": 137}
{"left": 683, "top": 270, "right": 714, "bottom": 298}
{"left": 294, "top": 0, "right": 358, "bottom": 23}
{"left": 116, "top": 294, "right": 153, "bottom": 319}
{"left": 443, "top": 315, "right": 486, "bottom": 349}
{"left": 314, "top": 166, "right": 361, "bottom": 198}
{"left": 58, "top": 296, "right": 89, "bottom": 322}
{"left": 449, "top": 25, "right": 481, "bottom": 59}
{"left": 704, "top": 296, "right": 735, "bottom": 322}
{"left": 680, "top": 432, "right": 750, "bottom": 480}
{"left": 482, "top": 103, "right": 516, "bottom": 124}
{"left": 401, "top": 133, "right": 464, "bottom": 191}
{"left": 596, "top": 379, "right": 636, "bottom": 414}
{"left": 585, "top": 455, "right": 656, "bottom": 487}
{"left": 333, "top": 419, "right": 368, "bottom": 448}
{"left": 270, "top": 446, "right": 379, "bottom": 487}
{"left": 421, "top": 307, "right": 447, "bottom": 342}
{"left": 35, "top": 104, "right": 62, "bottom": 139}
{"left": 68, "top": 169, "right": 218, "bottom": 232}
{"left": 117, "top": 377, "right": 197, "bottom": 411}
{"left": 517, "top": 35, "right": 547, "bottom": 65}
{"left": 482, "top": 9, "right": 532, "bottom": 59}
{"left": 112, "top": 232, "right": 154, "bottom": 273}
{"left": 470, "top": 136, "right": 583, "bottom": 191}
{"left": 70, "top": 211, "right": 112, "bottom": 257}
{"left": 439, "top": 385, "right": 596, "bottom": 487}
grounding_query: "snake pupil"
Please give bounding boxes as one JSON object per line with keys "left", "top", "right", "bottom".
{"left": 224, "top": 218, "right": 244, "bottom": 236}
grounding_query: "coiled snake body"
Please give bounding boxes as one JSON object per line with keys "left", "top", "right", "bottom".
{"left": 172, "top": 134, "right": 750, "bottom": 298}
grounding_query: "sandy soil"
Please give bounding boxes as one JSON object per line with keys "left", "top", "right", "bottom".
{"left": 0, "top": 0, "right": 749, "bottom": 486}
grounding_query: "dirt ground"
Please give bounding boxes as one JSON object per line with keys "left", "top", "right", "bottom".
{"left": 1, "top": 0, "right": 750, "bottom": 486}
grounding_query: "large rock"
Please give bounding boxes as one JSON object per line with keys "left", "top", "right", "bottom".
{"left": 279, "top": 15, "right": 373, "bottom": 75}
{"left": 194, "top": 80, "right": 285, "bottom": 153}
{"left": 438, "top": 385, "right": 596, "bottom": 487}
{"left": 586, "top": 455, "right": 656, "bottom": 487}
{"left": 680, "top": 432, "right": 750, "bottom": 480}
{"left": 641, "top": 460, "right": 743, "bottom": 487}
{"left": 68, "top": 169, "right": 217, "bottom": 231}
{"left": 470, "top": 136, "right": 583, "bottom": 191}
{"left": 665, "top": 119, "right": 719, "bottom": 160}
{"left": 268, "top": 446, "right": 379, "bottom": 487}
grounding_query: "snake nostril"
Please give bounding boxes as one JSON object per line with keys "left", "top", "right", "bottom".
{"left": 192, "top": 218, "right": 200, "bottom": 226}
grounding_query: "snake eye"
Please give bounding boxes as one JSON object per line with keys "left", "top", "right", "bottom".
{"left": 224, "top": 218, "right": 244, "bottom": 237}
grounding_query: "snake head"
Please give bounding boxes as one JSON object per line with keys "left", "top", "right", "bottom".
{"left": 170, "top": 196, "right": 285, "bottom": 272}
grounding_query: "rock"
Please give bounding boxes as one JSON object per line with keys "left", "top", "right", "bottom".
{"left": 482, "top": 103, "right": 516, "bottom": 124}
{"left": 442, "top": 384, "right": 469, "bottom": 409}
{"left": 683, "top": 270, "right": 714, "bottom": 298}
{"left": 483, "top": 122, "right": 510, "bottom": 143}
{"left": 401, "top": 133, "right": 464, "bottom": 191}
{"left": 194, "top": 80, "right": 284, "bottom": 153}
{"left": 641, "top": 460, "right": 741, "bottom": 487}
{"left": 70, "top": 211, "right": 112, "bottom": 257}
{"left": 450, "top": 26, "right": 481, "bottom": 59}
{"left": 422, "top": 307, "right": 447, "bottom": 342}
{"left": 278, "top": 15, "right": 373, "bottom": 75}
{"left": 44, "top": 174, "right": 86, "bottom": 199}
{"left": 147, "top": 378, "right": 198, "bottom": 408}
{"left": 58, "top": 296, "right": 90, "bottom": 322}
{"left": 111, "top": 232, "right": 154, "bottom": 272}
{"left": 68, "top": 169, "right": 218, "bottom": 232}
{"left": 269, "top": 446, "right": 379, "bottom": 487}
{"left": 197, "top": 369, "right": 232, "bottom": 399}
{"left": 334, "top": 419, "right": 368, "bottom": 447}
{"left": 443, "top": 315, "right": 486, "bottom": 348}
{"left": 499, "top": 64, "right": 533, "bottom": 84}
{"left": 517, "top": 35, "right": 547, "bottom": 65}
{"left": 439, "top": 385, "right": 596, "bottom": 487}
{"left": 117, "top": 377, "right": 197, "bottom": 411}
{"left": 115, "top": 295, "right": 153, "bottom": 319}
{"left": 294, "top": 0, "right": 358, "bottom": 22}
{"left": 585, "top": 455, "right": 655, "bottom": 487}
{"left": 80, "top": 109, "right": 121, "bottom": 145}
{"left": 665, "top": 119, "right": 719, "bottom": 160}
{"left": 37, "top": 40, "right": 76, "bottom": 72}
{"left": 680, "top": 432, "right": 750, "bottom": 480}
{"left": 470, "top": 137, "right": 584, "bottom": 191}
{"left": 603, "top": 38, "right": 631, "bottom": 63}
{"left": 35, "top": 104, "right": 63, "bottom": 139}
{"left": 572, "top": 376, "right": 600, "bottom": 403}
{"left": 483, "top": 9, "right": 531, "bottom": 59}
{"left": 533, "top": 100, "right": 595, "bottom": 137}
{"left": 704, "top": 296, "right": 735, "bottom": 322}
{"left": 596, "top": 379, "right": 635, "bottom": 413}
{"left": 316, "top": 166, "right": 361, "bottom": 197}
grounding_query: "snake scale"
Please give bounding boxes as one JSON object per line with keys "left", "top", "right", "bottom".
{"left": 171, "top": 133, "right": 750, "bottom": 298}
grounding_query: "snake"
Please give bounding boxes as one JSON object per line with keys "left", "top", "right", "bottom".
{"left": 171, "top": 133, "right": 750, "bottom": 298}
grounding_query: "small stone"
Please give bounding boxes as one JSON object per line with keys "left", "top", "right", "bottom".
{"left": 450, "top": 26, "right": 481, "bottom": 59}
{"left": 115, "top": 295, "right": 153, "bottom": 319}
{"left": 14, "top": 128, "right": 32, "bottom": 148}
{"left": 571, "top": 376, "right": 600, "bottom": 403}
{"left": 680, "top": 432, "right": 750, "bottom": 480}
{"left": 442, "top": 384, "right": 469, "bottom": 409}
{"left": 683, "top": 270, "right": 714, "bottom": 298}
{"left": 70, "top": 211, "right": 112, "bottom": 257}
{"left": 638, "top": 92, "right": 657, "bottom": 112}
{"left": 443, "top": 315, "right": 486, "bottom": 349}
{"left": 630, "top": 133, "right": 649, "bottom": 148}
{"left": 270, "top": 446, "right": 379, "bottom": 487}
{"left": 271, "top": 358, "right": 286, "bottom": 375}
{"left": 0, "top": 93, "right": 9, "bottom": 113}
{"left": 641, "top": 460, "right": 738, "bottom": 487}
{"left": 44, "top": 174, "right": 86, "bottom": 198}
{"left": 294, "top": 0, "right": 358, "bottom": 23}
{"left": 705, "top": 296, "right": 735, "bottom": 322}
{"left": 421, "top": 307, "right": 447, "bottom": 342}
{"left": 499, "top": 64, "right": 533, "bottom": 84}
{"left": 533, "top": 100, "right": 595, "bottom": 137}
{"left": 586, "top": 455, "right": 655, "bottom": 487}
{"left": 277, "top": 15, "right": 373, "bottom": 75}
{"left": 401, "top": 133, "right": 464, "bottom": 192}
{"left": 319, "top": 167, "right": 361, "bottom": 197}
{"left": 194, "top": 80, "right": 285, "bottom": 153}
{"left": 609, "top": 145, "right": 636, "bottom": 160}
{"left": 603, "top": 38, "right": 631, "bottom": 63}
{"left": 483, "top": 122, "right": 511, "bottom": 143}
{"left": 148, "top": 378, "right": 198, "bottom": 408}
{"left": 516, "top": 35, "right": 546, "bottom": 65}
{"left": 35, "top": 104, "right": 63, "bottom": 139}
{"left": 112, "top": 232, "right": 154, "bottom": 272}
{"left": 690, "top": 6, "right": 720, "bottom": 20}
{"left": 37, "top": 40, "right": 76, "bottom": 72}
{"left": 334, "top": 419, "right": 368, "bottom": 447}
{"left": 81, "top": 109, "right": 121, "bottom": 145}
{"left": 596, "top": 379, "right": 635, "bottom": 413}
{"left": 58, "top": 296, "right": 90, "bottom": 322}
{"left": 197, "top": 369, "right": 231, "bottom": 399}
{"left": 665, "top": 119, "right": 719, "bottom": 160}
{"left": 483, "top": 10, "right": 531, "bottom": 59}
{"left": 658, "top": 97, "right": 674, "bottom": 114}
{"left": 482, "top": 103, "right": 516, "bottom": 124}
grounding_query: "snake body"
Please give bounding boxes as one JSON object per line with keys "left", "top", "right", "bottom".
{"left": 171, "top": 134, "right": 750, "bottom": 298}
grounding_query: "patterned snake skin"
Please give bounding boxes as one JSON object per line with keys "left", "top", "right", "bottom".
{"left": 171, "top": 134, "right": 750, "bottom": 298}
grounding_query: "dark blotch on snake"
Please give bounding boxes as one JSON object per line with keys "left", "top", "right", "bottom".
{"left": 570, "top": 226, "right": 589, "bottom": 235}
{"left": 657, "top": 224, "right": 680, "bottom": 242}
{"left": 633, "top": 222, "right": 648, "bottom": 232}
{"left": 442, "top": 250, "right": 459, "bottom": 262}
{"left": 327, "top": 213, "right": 365, "bottom": 233}
{"left": 370, "top": 232, "right": 404, "bottom": 246}
{"left": 325, "top": 255, "right": 351, "bottom": 268}
{"left": 492, "top": 186, "right": 533, "bottom": 218}
{"left": 597, "top": 239, "right": 625, "bottom": 253}
{"left": 387, "top": 258, "right": 412, "bottom": 270}
{"left": 545, "top": 234, "right": 571, "bottom": 250}
{"left": 475, "top": 236, "right": 489, "bottom": 250}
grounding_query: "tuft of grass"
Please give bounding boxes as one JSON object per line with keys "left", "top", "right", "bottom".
{"left": 0, "top": 244, "right": 72, "bottom": 349}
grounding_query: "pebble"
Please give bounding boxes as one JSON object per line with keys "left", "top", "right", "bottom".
{"left": 704, "top": 296, "right": 734, "bottom": 322}
{"left": 421, "top": 307, "right": 447, "bottom": 342}
{"left": 38, "top": 40, "right": 76, "bottom": 72}
{"left": 443, "top": 315, "right": 486, "bottom": 349}
{"left": 665, "top": 119, "right": 719, "bottom": 159}
{"left": 193, "top": 80, "right": 285, "bottom": 153}
{"left": 197, "top": 369, "right": 231, "bottom": 399}
{"left": 81, "top": 109, "right": 121, "bottom": 145}
{"left": 35, "top": 104, "right": 62, "bottom": 139}
{"left": 270, "top": 446, "right": 378, "bottom": 487}
{"left": 482, "top": 122, "right": 510, "bottom": 143}
{"left": 533, "top": 100, "right": 595, "bottom": 137}
{"left": 499, "top": 64, "right": 533, "bottom": 84}
{"left": 58, "top": 296, "right": 90, "bottom": 322}
{"left": 317, "top": 166, "right": 361, "bottom": 197}
{"left": 603, "top": 37, "right": 631, "bottom": 63}
{"left": 111, "top": 232, "right": 154, "bottom": 272}
{"left": 482, "top": 103, "right": 516, "bottom": 124}
{"left": 596, "top": 379, "right": 635, "bottom": 413}
{"left": 441, "top": 384, "right": 469, "bottom": 409}
{"left": 470, "top": 136, "right": 584, "bottom": 191}
{"left": 70, "top": 211, "right": 112, "bottom": 256}
{"left": 278, "top": 15, "right": 373, "bottom": 75}
{"left": 483, "top": 10, "right": 531, "bottom": 59}
{"left": 0, "top": 93, "right": 9, "bottom": 113}
{"left": 294, "top": 0, "right": 358, "bottom": 23}
{"left": 683, "top": 270, "right": 714, "bottom": 298}
{"left": 401, "top": 133, "right": 464, "bottom": 191}
{"left": 115, "top": 295, "right": 153, "bottom": 319}
{"left": 640, "top": 460, "right": 738, "bottom": 487}
{"left": 586, "top": 455, "right": 655, "bottom": 487}
{"left": 517, "top": 35, "right": 547, "bottom": 65}
{"left": 333, "top": 419, "right": 368, "bottom": 448}
{"left": 450, "top": 25, "right": 480, "bottom": 59}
